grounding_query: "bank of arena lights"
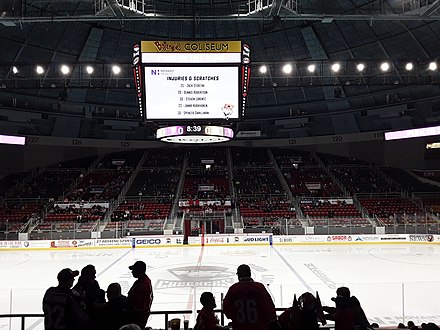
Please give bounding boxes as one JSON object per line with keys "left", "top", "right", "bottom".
{"left": 9, "top": 61, "right": 438, "bottom": 79}
{"left": 252, "top": 61, "right": 439, "bottom": 75}
{"left": 1, "top": 60, "right": 438, "bottom": 90}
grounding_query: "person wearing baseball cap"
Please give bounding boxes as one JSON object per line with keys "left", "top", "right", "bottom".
{"left": 43, "top": 268, "right": 90, "bottom": 330}
{"left": 126, "top": 261, "right": 153, "bottom": 329}
{"left": 128, "top": 261, "right": 147, "bottom": 273}
{"left": 57, "top": 268, "right": 80, "bottom": 285}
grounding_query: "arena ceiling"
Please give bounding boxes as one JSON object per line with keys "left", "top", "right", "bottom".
{"left": 0, "top": 0, "right": 439, "bottom": 139}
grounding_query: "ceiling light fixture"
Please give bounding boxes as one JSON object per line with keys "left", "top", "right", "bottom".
{"left": 331, "top": 63, "right": 340, "bottom": 73}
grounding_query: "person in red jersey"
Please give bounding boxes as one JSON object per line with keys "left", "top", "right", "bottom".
{"left": 127, "top": 261, "right": 153, "bottom": 329}
{"left": 194, "top": 292, "right": 225, "bottom": 330}
{"left": 223, "top": 264, "right": 280, "bottom": 330}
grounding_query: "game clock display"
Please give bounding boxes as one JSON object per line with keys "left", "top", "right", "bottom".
{"left": 156, "top": 125, "right": 234, "bottom": 143}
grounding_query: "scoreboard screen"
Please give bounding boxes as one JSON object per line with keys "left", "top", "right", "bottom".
{"left": 144, "top": 66, "right": 239, "bottom": 120}
{"left": 133, "top": 41, "right": 250, "bottom": 122}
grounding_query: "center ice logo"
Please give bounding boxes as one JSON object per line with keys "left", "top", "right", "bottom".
{"left": 155, "top": 265, "right": 235, "bottom": 290}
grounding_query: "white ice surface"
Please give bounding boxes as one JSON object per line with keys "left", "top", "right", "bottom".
{"left": 0, "top": 244, "right": 440, "bottom": 329}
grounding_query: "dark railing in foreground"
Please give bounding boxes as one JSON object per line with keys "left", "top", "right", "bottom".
{"left": 0, "top": 310, "right": 193, "bottom": 330}
{"left": 0, "top": 309, "right": 349, "bottom": 330}
{"left": 0, "top": 308, "right": 296, "bottom": 330}
{"left": 0, "top": 314, "right": 42, "bottom": 330}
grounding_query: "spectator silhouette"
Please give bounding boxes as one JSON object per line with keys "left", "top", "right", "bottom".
{"left": 223, "top": 264, "right": 280, "bottom": 330}
{"left": 323, "top": 294, "right": 356, "bottom": 330}
{"left": 43, "top": 268, "right": 90, "bottom": 330}
{"left": 72, "top": 264, "right": 106, "bottom": 328}
{"left": 323, "top": 287, "right": 370, "bottom": 330}
{"left": 119, "top": 325, "right": 142, "bottom": 330}
{"left": 194, "top": 292, "right": 224, "bottom": 330}
{"left": 278, "top": 292, "right": 326, "bottom": 330}
{"left": 423, "top": 323, "right": 440, "bottom": 330}
{"left": 408, "top": 321, "right": 420, "bottom": 330}
{"left": 99, "top": 282, "right": 129, "bottom": 330}
{"left": 127, "top": 261, "right": 153, "bottom": 329}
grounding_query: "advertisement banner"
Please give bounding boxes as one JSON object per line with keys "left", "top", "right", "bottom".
{"left": 0, "top": 234, "right": 439, "bottom": 251}
{"left": 132, "top": 236, "right": 184, "bottom": 247}
{"left": 408, "top": 234, "right": 435, "bottom": 242}
{"left": 352, "top": 235, "right": 382, "bottom": 242}
{"left": 274, "top": 235, "right": 327, "bottom": 244}
{"left": 198, "top": 185, "right": 215, "bottom": 192}
{"left": 379, "top": 234, "right": 408, "bottom": 242}
{"left": 241, "top": 235, "right": 270, "bottom": 244}
{"left": 95, "top": 238, "right": 132, "bottom": 247}
{"left": 188, "top": 237, "right": 202, "bottom": 245}
{"left": 24, "top": 240, "right": 50, "bottom": 249}
{"left": 205, "top": 236, "right": 228, "bottom": 245}
{"left": 326, "top": 235, "right": 353, "bottom": 242}
{"left": 50, "top": 240, "right": 95, "bottom": 248}
{"left": 0, "top": 241, "right": 22, "bottom": 249}
{"left": 55, "top": 202, "right": 109, "bottom": 209}
{"left": 305, "top": 183, "right": 321, "bottom": 190}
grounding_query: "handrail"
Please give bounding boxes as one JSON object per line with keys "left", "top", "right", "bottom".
{"left": 0, "top": 310, "right": 193, "bottom": 330}
{"left": 0, "top": 313, "right": 42, "bottom": 330}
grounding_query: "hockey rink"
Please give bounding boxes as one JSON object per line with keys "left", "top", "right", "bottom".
{"left": 1, "top": 243, "right": 440, "bottom": 329}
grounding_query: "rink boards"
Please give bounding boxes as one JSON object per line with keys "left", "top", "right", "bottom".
{"left": 0, "top": 233, "right": 439, "bottom": 250}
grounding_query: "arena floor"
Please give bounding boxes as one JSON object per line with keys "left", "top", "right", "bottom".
{"left": 1, "top": 243, "right": 440, "bottom": 329}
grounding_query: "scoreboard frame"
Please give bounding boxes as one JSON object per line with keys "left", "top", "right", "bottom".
{"left": 133, "top": 40, "right": 250, "bottom": 123}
